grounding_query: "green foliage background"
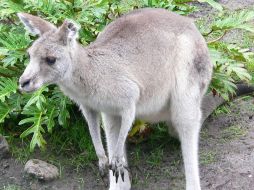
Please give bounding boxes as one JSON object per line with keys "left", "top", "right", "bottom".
{"left": 0, "top": 0, "right": 253, "bottom": 151}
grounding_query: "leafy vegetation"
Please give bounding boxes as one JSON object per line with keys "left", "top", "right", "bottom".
{"left": 200, "top": 150, "right": 217, "bottom": 165}
{"left": 0, "top": 0, "right": 253, "bottom": 151}
{"left": 201, "top": 9, "right": 254, "bottom": 99}
{"left": 221, "top": 124, "right": 247, "bottom": 141}
{"left": 2, "top": 185, "right": 21, "bottom": 190}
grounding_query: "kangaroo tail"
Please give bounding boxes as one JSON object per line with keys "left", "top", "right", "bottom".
{"left": 201, "top": 83, "right": 254, "bottom": 124}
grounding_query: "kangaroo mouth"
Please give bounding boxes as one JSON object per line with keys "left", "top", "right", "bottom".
{"left": 19, "top": 84, "right": 40, "bottom": 93}
{"left": 18, "top": 77, "right": 42, "bottom": 93}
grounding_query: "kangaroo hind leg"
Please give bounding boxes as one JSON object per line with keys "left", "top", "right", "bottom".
{"left": 170, "top": 95, "right": 202, "bottom": 190}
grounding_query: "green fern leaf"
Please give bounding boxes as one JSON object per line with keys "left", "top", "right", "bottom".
{"left": 0, "top": 0, "right": 25, "bottom": 18}
{"left": 45, "top": 105, "right": 57, "bottom": 133}
{"left": 212, "top": 10, "right": 254, "bottom": 32}
{"left": 51, "top": 88, "right": 71, "bottom": 127}
{"left": 19, "top": 108, "right": 46, "bottom": 151}
{"left": 24, "top": 86, "right": 48, "bottom": 110}
{"left": 0, "top": 77, "right": 17, "bottom": 102}
{"left": 198, "top": 0, "right": 223, "bottom": 12}
{"left": 0, "top": 102, "right": 10, "bottom": 123}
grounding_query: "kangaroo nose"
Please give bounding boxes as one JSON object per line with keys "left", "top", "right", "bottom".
{"left": 20, "top": 78, "right": 31, "bottom": 88}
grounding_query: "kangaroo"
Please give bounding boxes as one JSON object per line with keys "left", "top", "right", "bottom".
{"left": 17, "top": 8, "right": 213, "bottom": 190}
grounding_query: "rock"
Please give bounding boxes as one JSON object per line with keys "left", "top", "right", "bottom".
{"left": 0, "top": 135, "right": 10, "bottom": 159}
{"left": 24, "top": 159, "right": 59, "bottom": 181}
{"left": 3, "top": 161, "right": 10, "bottom": 169}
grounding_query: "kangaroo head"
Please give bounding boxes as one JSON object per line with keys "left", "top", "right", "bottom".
{"left": 17, "top": 13, "right": 80, "bottom": 92}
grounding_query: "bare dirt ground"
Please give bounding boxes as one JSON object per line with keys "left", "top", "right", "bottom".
{"left": 1, "top": 1, "right": 254, "bottom": 190}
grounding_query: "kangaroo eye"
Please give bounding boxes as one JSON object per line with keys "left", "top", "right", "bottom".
{"left": 45, "top": 56, "right": 56, "bottom": 65}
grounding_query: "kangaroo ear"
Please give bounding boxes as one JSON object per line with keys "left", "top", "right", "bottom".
{"left": 17, "top": 13, "right": 56, "bottom": 36}
{"left": 57, "top": 19, "right": 80, "bottom": 45}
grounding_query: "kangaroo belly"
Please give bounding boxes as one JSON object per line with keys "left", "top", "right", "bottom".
{"left": 136, "top": 101, "right": 170, "bottom": 123}
{"left": 135, "top": 89, "right": 171, "bottom": 122}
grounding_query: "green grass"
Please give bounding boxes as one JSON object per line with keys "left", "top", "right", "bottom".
{"left": 221, "top": 125, "right": 247, "bottom": 141}
{"left": 131, "top": 146, "right": 142, "bottom": 166}
{"left": 9, "top": 138, "right": 31, "bottom": 164}
{"left": 132, "top": 171, "right": 151, "bottom": 188}
{"left": 130, "top": 123, "right": 182, "bottom": 188}
{"left": 200, "top": 128, "right": 209, "bottom": 139}
{"left": 146, "top": 148, "right": 164, "bottom": 166}
{"left": 8, "top": 117, "right": 97, "bottom": 174}
{"left": 234, "top": 96, "right": 254, "bottom": 112}
{"left": 75, "top": 177, "right": 85, "bottom": 190}
{"left": 213, "top": 104, "right": 232, "bottom": 116}
{"left": 149, "top": 123, "right": 180, "bottom": 149}
{"left": 2, "top": 185, "right": 21, "bottom": 190}
{"left": 200, "top": 151, "right": 217, "bottom": 165}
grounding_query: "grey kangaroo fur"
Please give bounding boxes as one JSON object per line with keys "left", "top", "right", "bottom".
{"left": 17, "top": 8, "right": 252, "bottom": 190}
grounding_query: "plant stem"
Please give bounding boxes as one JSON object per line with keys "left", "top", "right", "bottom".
{"left": 203, "top": 29, "right": 214, "bottom": 36}
{"left": 207, "top": 30, "right": 228, "bottom": 44}
{"left": 0, "top": 73, "right": 12, "bottom": 78}
{"left": 176, "top": 0, "right": 197, "bottom": 5}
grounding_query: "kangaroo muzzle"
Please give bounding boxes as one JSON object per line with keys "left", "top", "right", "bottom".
{"left": 18, "top": 61, "right": 42, "bottom": 93}
{"left": 19, "top": 75, "right": 34, "bottom": 93}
